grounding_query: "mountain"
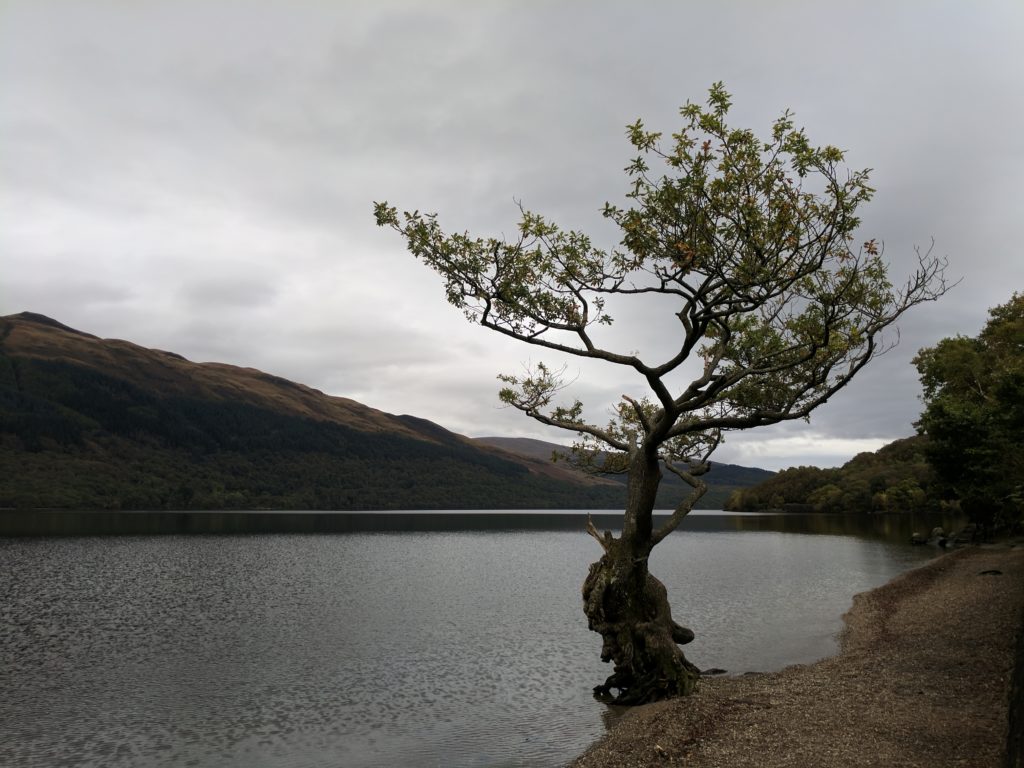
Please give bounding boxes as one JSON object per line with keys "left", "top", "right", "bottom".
{"left": 473, "top": 437, "right": 775, "bottom": 510}
{"left": 0, "top": 312, "right": 770, "bottom": 511}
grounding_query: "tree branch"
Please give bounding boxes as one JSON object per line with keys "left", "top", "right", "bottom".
{"left": 586, "top": 514, "right": 614, "bottom": 552}
{"left": 650, "top": 462, "right": 708, "bottom": 547}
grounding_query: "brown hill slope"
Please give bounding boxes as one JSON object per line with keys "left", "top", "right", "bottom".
{"left": 2, "top": 312, "right": 435, "bottom": 438}
{"left": 0, "top": 312, "right": 620, "bottom": 509}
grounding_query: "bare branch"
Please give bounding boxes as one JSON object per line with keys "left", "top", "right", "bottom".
{"left": 586, "top": 515, "right": 613, "bottom": 552}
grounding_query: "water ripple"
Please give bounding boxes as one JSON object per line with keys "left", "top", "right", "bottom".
{"left": 0, "top": 529, "right": 933, "bottom": 767}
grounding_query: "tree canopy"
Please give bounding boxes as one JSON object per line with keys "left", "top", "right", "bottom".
{"left": 915, "top": 293, "right": 1024, "bottom": 529}
{"left": 376, "top": 83, "right": 947, "bottom": 506}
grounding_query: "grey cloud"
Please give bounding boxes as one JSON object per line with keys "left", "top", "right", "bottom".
{"left": 178, "top": 277, "right": 279, "bottom": 310}
{"left": 2, "top": 0, "right": 1023, "bottom": 471}
{"left": 3, "top": 278, "right": 135, "bottom": 318}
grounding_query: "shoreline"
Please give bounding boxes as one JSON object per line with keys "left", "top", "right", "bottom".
{"left": 573, "top": 544, "right": 1024, "bottom": 767}
{"left": 0, "top": 508, "right": 959, "bottom": 539}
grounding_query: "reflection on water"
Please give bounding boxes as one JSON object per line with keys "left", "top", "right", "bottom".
{"left": 0, "top": 512, "right": 948, "bottom": 767}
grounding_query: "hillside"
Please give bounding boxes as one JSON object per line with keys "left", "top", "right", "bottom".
{"left": 0, "top": 312, "right": 772, "bottom": 511}
{"left": 0, "top": 312, "right": 623, "bottom": 510}
{"left": 473, "top": 437, "right": 775, "bottom": 510}
{"left": 725, "top": 435, "right": 940, "bottom": 513}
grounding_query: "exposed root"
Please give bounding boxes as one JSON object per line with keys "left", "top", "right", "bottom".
{"left": 582, "top": 548, "right": 700, "bottom": 705}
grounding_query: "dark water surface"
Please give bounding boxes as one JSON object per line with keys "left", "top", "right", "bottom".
{"left": 0, "top": 511, "right": 948, "bottom": 767}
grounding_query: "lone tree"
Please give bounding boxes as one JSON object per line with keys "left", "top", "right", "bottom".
{"left": 375, "top": 84, "right": 948, "bottom": 704}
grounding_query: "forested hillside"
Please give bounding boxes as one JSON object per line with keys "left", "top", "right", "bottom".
{"left": 0, "top": 313, "right": 771, "bottom": 511}
{"left": 725, "top": 436, "right": 938, "bottom": 513}
{"left": 0, "top": 313, "right": 624, "bottom": 509}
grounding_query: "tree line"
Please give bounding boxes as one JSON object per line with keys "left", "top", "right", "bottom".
{"left": 728, "top": 293, "right": 1023, "bottom": 531}
{"left": 725, "top": 436, "right": 937, "bottom": 514}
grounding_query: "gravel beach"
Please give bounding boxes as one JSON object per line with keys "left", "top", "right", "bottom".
{"left": 573, "top": 544, "right": 1024, "bottom": 768}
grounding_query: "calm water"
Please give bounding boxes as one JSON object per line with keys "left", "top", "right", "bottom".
{"left": 0, "top": 512, "right": 943, "bottom": 768}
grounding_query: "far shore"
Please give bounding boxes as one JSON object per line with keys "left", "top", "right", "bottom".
{"left": 574, "top": 542, "right": 1024, "bottom": 768}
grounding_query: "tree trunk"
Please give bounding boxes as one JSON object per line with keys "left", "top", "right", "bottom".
{"left": 581, "top": 454, "right": 701, "bottom": 704}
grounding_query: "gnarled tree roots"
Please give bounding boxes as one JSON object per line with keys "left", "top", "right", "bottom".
{"left": 583, "top": 548, "right": 700, "bottom": 705}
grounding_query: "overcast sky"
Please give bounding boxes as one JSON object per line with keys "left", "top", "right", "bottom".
{"left": 2, "top": 0, "right": 1022, "bottom": 471}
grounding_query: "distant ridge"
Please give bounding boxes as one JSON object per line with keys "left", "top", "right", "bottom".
{"left": 473, "top": 437, "right": 776, "bottom": 510}
{"left": 0, "top": 313, "right": 773, "bottom": 511}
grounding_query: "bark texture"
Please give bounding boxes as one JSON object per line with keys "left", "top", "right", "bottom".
{"left": 582, "top": 546, "right": 700, "bottom": 704}
{"left": 582, "top": 457, "right": 701, "bottom": 705}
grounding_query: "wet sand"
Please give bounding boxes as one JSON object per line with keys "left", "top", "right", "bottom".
{"left": 573, "top": 544, "right": 1024, "bottom": 768}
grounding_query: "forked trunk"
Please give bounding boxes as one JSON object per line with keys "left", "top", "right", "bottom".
{"left": 581, "top": 454, "right": 700, "bottom": 704}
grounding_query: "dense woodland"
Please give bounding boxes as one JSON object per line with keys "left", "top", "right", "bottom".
{"left": 725, "top": 436, "right": 938, "bottom": 513}
{"left": 914, "top": 293, "right": 1023, "bottom": 529}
